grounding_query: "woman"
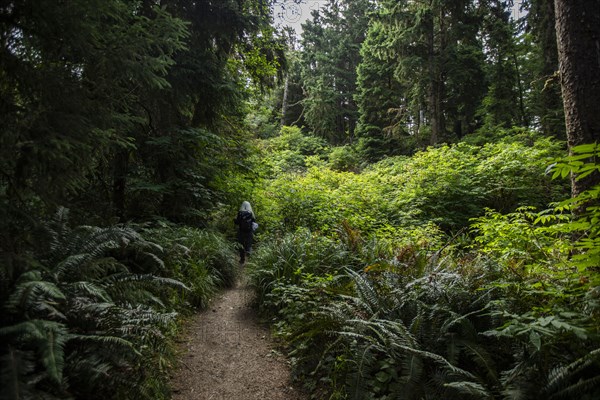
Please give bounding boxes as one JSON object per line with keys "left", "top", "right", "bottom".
{"left": 233, "top": 201, "right": 257, "bottom": 264}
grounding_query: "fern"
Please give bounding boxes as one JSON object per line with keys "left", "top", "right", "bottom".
{"left": 346, "top": 268, "right": 385, "bottom": 316}
{"left": 444, "top": 381, "right": 494, "bottom": 399}
{"left": 0, "top": 209, "right": 194, "bottom": 399}
{"left": 69, "top": 333, "right": 137, "bottom": 354}
{"left": 0, "top": 320, "right": 68, "bottom": 386}
{"left": 37, "top": 321, "right": 68, "bottom": 385}
{"left": 6, "top": 275, "right": 66, "bottom": 320}
{"left": 0, "top": 347, "right": 37, "bottom": 400}
{"left": 69, "top": 281, "right": 111, "bottom": 302}
{"left": 543, "top": 348, "right": 600, "bottom": 399}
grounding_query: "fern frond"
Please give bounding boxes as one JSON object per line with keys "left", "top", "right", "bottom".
{"left": 346, "top": 268, "right": 382, "bottom": 315}
{"left": 401, "top": 354, "right": 424, "bottom": 387}
{"left": 68, "top": 334, "right": 138, "bottom": 354}
{"left": 46, "top": 224, "right": 140, "bottom": 269}
{"left": 69, "top": 281, "right": 111, "bottom": 302}
{"left": 389, "top": 340, "right": 476, "bottom": 380}
{"left": 0, "top": 320, "right": 69, "bottom": 385}
{"left": 127, "top": 240, "right": 166, "bottom": 273}
{"left": 6, "top": 279, "right": 66, "bottom": 319}
{"left": 0, "top": 347, "right": 37, "bottom": 400}
{"left": 444, "top": 381, "right": 493, "bottom": 399}
{"left": 545, "top": 348, "right": 600, "bottom": 399}
{"left": 102, "top": 273, "right": 188, "bottom": 291}
{"left": 548, "top": 375, "right": 600, "bottom": 400}
{"left": 101, "top": 273, "right": 188, "bottom": 305}
{"left": 36, "top": 320, "right": 68, "bottom": 385}
{"left": 43, "top": 207, "right": 71, "bottom": 257}
{"left": 54, "top": 253, "right": 96, "bottom": 280}
{"left": 63, "top": 353, "right": 114, "bottom": 385}
{"left": 458, "top": 340, "right": 498, "bottom": 384}
{"left": 499, "top": 359, "right": 538, "bottom": 399}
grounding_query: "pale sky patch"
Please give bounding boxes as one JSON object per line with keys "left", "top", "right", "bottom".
{"left": 273, "top": 0, "right": 526, "bottom": 35}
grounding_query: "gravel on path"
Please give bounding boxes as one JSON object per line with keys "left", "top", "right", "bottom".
{"left": 169, "top": 278, "right": 307, "bottom": 400}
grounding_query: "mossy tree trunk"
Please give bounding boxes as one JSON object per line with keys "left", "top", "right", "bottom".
{"left": 554, "top": 0, "right": 600, "bottom": 197}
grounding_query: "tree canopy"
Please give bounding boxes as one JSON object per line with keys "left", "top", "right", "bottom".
{"left": 1, "top": 0, "right": 599, "bottom": 398}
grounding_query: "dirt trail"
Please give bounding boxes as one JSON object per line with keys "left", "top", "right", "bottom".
{"left": 170, "top": 277, "right": 307, "bottom": 400}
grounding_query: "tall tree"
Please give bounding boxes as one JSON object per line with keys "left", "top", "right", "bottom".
{"left": 378, "top": 0, "right": 487, "bottom": 145}
{"left": 0, "top": 0, "right": 188, "bottom": 224}
{"left": 355, "top": 19, "right": 409, "bottom": 158}
{"left": 553, "top": 0, "right": 600, "bottom": 196}
{"left": 524, "top": 0, "right": 564, "bottom": 137}
{"left": 0, "top": 0, "right": 285, "bottom": 234}
{"left": 477, "top": 0, "right": 524, "bottom": 131}
{"left": 300, "top": 0, "right": 371, "bottom": 144}
{"left": 280, "top": 47, "right": 306, "bottom": 127}
{"left": 81, "top": 0, "right": 285, "bottom": 223}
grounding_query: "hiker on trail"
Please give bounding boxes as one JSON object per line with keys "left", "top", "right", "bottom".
{"left": 234, "top": 201, "right": 257, "bottom": 264}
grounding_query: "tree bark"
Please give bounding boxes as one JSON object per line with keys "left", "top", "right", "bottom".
{"left": 427, "top": 12, "right": 440, "bottom": 145}
{"left": 554, "top": 0, "right": 600, "bottom": 197}
{"left": 280, "top": 75, "right": 289, "bottom": 126}
{"left": 539, "top": 0, "right": 563, "bottom": 138}
{"left": 112, "top": 149, "right": 129, "bottom": 222}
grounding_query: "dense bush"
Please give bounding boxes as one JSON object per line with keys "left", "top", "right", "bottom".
{"left": 247, "top": 137, "right": 599, "bottom": 399}
{"left": 142, "top": 223, "right": 240, "bottom": 309}
{"left": 370, "top": 138, "right": 566, "bottom": 229}
{"left": 0, "top": 211, "right": 238, "bottom": 400}
{"left": 253, "top": 134, "right": 567, "bottom": 235}
{"left": 249, "top": 221, "right": 600, "bottom": 399}
{"left": 256, "top": 126, "right": 329, "bottom": 176}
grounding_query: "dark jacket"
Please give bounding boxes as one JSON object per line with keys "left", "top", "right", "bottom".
{"left": 234, "top": 211, "right": 256, "bottom": 249}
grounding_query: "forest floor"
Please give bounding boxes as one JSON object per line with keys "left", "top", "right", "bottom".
{"left": 169, "top": 274, "right": 307, "bottom": 400}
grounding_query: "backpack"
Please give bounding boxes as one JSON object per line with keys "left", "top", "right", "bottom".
{"left": 238, "top": 211, "right": 254, "bottom": 232}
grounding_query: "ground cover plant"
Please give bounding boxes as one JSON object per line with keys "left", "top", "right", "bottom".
{"left": 246, "top": 133, "right": 599, "bottom": 399}
{"left": 252, "top": 129, "right": 567, "bottom": 234}
{"left": 0, "top": 210, "right": 238, "bottom": 400}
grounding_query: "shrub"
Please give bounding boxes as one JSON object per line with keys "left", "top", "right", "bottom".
{"left": 328, "top": 145, "right": 363, "bottom": 172}
{"left": 142, "top": 223, "right": 239, "bottom": 309}
{"left": 0, "top": 209, "right": 185, "bottom": 400}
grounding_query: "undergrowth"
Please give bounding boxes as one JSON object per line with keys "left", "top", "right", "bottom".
{"left": 249, "top": 225, "right": 600, "bottom": 399}
{"left": 247, "top": 143, "right": 600, "bottom": 399}
{"left": 0, "top": 211, "right": 238, "bottom": 400}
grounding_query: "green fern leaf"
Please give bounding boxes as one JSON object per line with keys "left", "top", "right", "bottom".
{"left": 444, "top": 381, "right": 493, "bottom": 399}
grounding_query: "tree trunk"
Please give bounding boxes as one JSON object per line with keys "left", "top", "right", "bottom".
{"left": 427, "top": 13, "right": 440, "bottom": 145}
{"left": 112, "top": 149, "right": 129, "bottom": 222}
{"left": 540, "top": 0, "right": 563, "bottom": 138}
{"left": 428, "top": 80, "right": 442, "bottom": 145}
{"left": 554, "top": 0, "right": 600, "bottom": 197}
{"left": 427, "top": 2, "right": 447, "bottom": 146}
{"left": 512, "top": 52, "right": 528, "bottom": 127}
{"left": 280, "top": 75, "right": 289, "bottom": 126}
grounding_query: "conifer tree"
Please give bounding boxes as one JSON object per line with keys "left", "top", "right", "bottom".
{"left": 355, "top": 19, "right": 409, "bottom": 159}
{"left": 524, "top": 0, "right": 564, "bottom": 138}
{"left": 553, "top": 0, "right": 600, "bottom": 196}
{"left": 374, "top": 0, "right": 488, "bottom": 145}
{"left": 300, "top": 0, "right": 371, "bottom": 144}
{"left": 0, "top": 0, "right": 188, "bottom": 226}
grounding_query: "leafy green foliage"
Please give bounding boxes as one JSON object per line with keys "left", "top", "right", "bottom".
{"left": 1, "top": 1, "right": 598, "bottom": 400}
{"left": 548, "top": 143, "right": 600, "bottom": 274}
{"left": 252, "top": 133, "right": 566, "bottom": 235}
{"left": 257, "top": 126, "right": 329, "bottom": 176}
{"left": 0, "top": 209, "right": 236, "bottom": 399}
{"left": 251, "top": 221, "right": 600, "bottom": 399}
{"left": 246, "top": 120, "right": 598, "bottom": 400}
{"left": 142, "top": 223, "right": 239, "bottom": 308}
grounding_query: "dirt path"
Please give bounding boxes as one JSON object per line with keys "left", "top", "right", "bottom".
{"left": 169, "top": 277, "right": 307, "bottom": 400}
